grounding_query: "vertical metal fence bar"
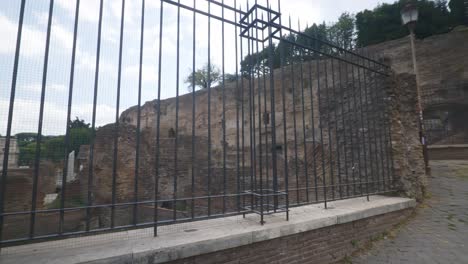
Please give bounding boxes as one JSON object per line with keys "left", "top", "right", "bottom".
{"left": 353, "top": 53, "right": 370, "bottom": 197}
{"left": 336, "top": 55, "right": 350, "bottom": 197}
{"left": 298, "top": 21, "right": 310, "bottom": 204}
{"left": 369, "top": 52, "right": 392, "bottom": 191}
{"left": 267, "top": 0, "right": 278, "bottom": 212}
{"left": 330, "top": 57, "right": 343, "bottom": 199}
{"left": 221, "top": 0, "right": 227, "bottom": 215}
{"left": 289, "top": 17, "right": 299, "bottom": 205}
{"left": 261, "top": 19, "right": 270, "bottom": 211}
{"left": 364, "top": 52, "right": 386, "bottom": 191}
{"left": 154, "top": 0, "right": 164, "bottom": 237}
{"left": 207, "top": 0, "right": 212, "bottom": 217}
{"left": 278, "top": 0, "right": 289, "bottom": 218}
{"left": 87, "top": 0, "right": 104, "bottom": 232}
{"left": 59, "top": 0, "right": 80, "bottom": 234}
{"left": 358, "top": 53, "right": 376, "bottom": 196}
{"left": 190, "top": 0, "right": 196, "bottom": 219}
{"left": 364, "top": 54, "right": 381, "bottom": 194}
{"left": 355, "top": 52, "right": 371, "bottom": 200}
{"left": 372, "top": 53, "right": 393, "bottom": 190}
{"left": 342, "top": 52, "right": 356, "bottom": 196}
{"left": 0, "top": 0, "right": 26, "bottom": 248}
{"left": 371, "top": 53, "right": 392, "bottom": 190}
{"left": 30, "top": 0, "right": 54, "bottom": 238}
{"left": 246, "top": 1, "right": 255, "bottom": 211}
{"left": 239, "top": 5, "right": 246, "bottom": 212}
{"left": 134, "top": 0, "right": 145, "bottom": 226}
{"left": 235, "top": 0, "right": 241, "bottom": 212}
{"left": 349, "top": 53, "right": 364, "bottom": 197}
{"left": 322, "top": 47, "right": 335, "bottom": 201}
{"left": 314, "top": 32, "right": 327, "bottom": 208}
{"left": 111, "top": 0, "right": 125, "bottom": 229}
{"left": 267, "top": 1, "right": 279, "bottom": 212}
{"left": 254, "top": 6, "right": 264, "bottom": 222}
{"left": 306, "top": 43, "right": 319, "bottom": 202}
{"left": 369, "top": 55, "right": 384, "bottom": 192}
{"left": 173, "top": 0, "right": 181, "bottom": 221}
{"left": 248, "top": 5, "right": 258, "bottom": 211}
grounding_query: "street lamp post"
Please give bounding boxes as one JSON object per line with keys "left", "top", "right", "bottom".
{"left": 400, "top": 3, "right": 429, "bottom": 174}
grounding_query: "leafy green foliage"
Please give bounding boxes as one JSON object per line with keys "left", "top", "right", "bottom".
{"left": 70, "top": 117, "right": 90, "bottom": 129}
{"left": 356, "top": 0, "right": 459, "bottom": 46}
{"left": 449, "top": 0, "right": 468, "bottom": 26}
{"left": 240, "top": 0, "right": 466, "bottom": 72}
{"left": 184, "top": 63, "right": 222, "bottom": 91}
{"left": 16, "top": 118, "right": 92, "bottom": 166}
{"left": 240, "top": 19, "right": 351, "bottom": 75}
{"left": 328, "top": 13, "right": 355, "bottom": 50}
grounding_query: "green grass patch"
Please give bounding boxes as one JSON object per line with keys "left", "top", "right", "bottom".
{"left": 46, "top": 196, "right": 85, "bottom": 209}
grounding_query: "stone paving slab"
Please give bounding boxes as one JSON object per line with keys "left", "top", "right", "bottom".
{"left": 351, "top": 160, "right": 468, "bottom": 264}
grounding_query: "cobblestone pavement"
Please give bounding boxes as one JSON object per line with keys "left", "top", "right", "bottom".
{"left": 351, "top": 160, "right": 468, "bottom": 264}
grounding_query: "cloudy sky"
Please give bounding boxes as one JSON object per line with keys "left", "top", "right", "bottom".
{"left": 0, "top": 0, "right": 395, "bottom": 136}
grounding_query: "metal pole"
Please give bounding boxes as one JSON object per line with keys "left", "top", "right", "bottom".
{"left": 0, "top": 0, "right": 26, "bottom": 250}
{"left": 409, "top": 26, "right": 429, "bottom": 174}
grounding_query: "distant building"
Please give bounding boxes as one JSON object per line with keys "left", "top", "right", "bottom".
{"left": 0, "top": 137, "right": 19, "bottom": 170}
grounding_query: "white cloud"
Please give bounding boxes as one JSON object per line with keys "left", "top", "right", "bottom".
{"left": 52, "top": 21, "right": 74, "bottom": 51}
{"left": 110, "top": 0, "right": 141, "bottom": 26}
{"left": 55, "top": 0, "right": 100, "bottom": 23}
{"left": 0, "top": 11, "right": 76, "bottom": 57}
{"left": 75, "top": 49, "right": 117, "bottom": 78}
{"left": 125, "top": 63, "right": 158, "bottom": 83}
{"left": 0, "top": 98, "right": 115, "bottom": 135}
{"left": 0, "top": 14, "right": 45, "bottom": 57}
{"left": 23, "top": 83, "right": 67, "bottom": 93}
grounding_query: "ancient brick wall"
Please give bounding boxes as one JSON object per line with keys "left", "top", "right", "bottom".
{"left": 385, "top": 73, "right": 427, "bottom": 201}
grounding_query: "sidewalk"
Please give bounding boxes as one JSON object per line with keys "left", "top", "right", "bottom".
{"left": 351, "top": 160, "right": 468, "bottom": 264}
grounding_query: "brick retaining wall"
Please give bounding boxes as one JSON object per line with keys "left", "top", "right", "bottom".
{"left": 166, "top": 208, "right": 414, "bottom": 264}
{"left": 428, "top": 145, "right": 468, "bottom": 160}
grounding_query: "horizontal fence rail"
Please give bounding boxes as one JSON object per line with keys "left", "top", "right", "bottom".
{"left": 0, "top": 0, "right": 393, "bottom": 248}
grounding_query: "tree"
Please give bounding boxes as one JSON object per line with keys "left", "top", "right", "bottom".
{"left": 224, "top": 73, "right": 238, "bottom": 83}
{"left": 356, "top": 0, "right": 453, "bottom": 47}
{"left": 15, "top": 118, "right": 93, "bottom": 166}
{"left": 70, "top": 117, "right": 90, "bottom": 129}
{"left": 328, "top": 13, "right": 355, "bottom": 50}
{"left": 449, "top": 0, "right": 468, "bottom": 25}
{"left": 16, "top": 133, "right": 38, "bottom": 147}
{"left": 240, "top": 44, "right": 275, "bottom": 78}
{"left": 68, "top": 127, "right": 92, "bottom": 155}
{"left": 185, "top": 63, "right": 221, "bottom": 91}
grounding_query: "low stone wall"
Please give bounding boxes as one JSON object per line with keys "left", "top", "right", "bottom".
{"left": 167, "top": 209, "right": 413, "bottom": 264}
{"left": 0, "top": 196, "right": 416, "bottom": 264}
{"left": 428, "top": 145, "right": 468, "bottom": 160}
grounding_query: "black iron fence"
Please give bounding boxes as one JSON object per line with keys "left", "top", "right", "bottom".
{"left": 0, "top": 0, "right": 393, "bottom": 247}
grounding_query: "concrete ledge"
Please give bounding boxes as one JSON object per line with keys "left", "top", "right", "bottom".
{"left": 0, "top": 196, "right": 416, "bottom": 264}
{"left": 428, "top": 144, "right": 468, "bottom": 149}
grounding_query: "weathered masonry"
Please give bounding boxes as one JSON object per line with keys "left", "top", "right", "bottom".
{"left": 0, "top": 0, "right": 426, "bottom": 263}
